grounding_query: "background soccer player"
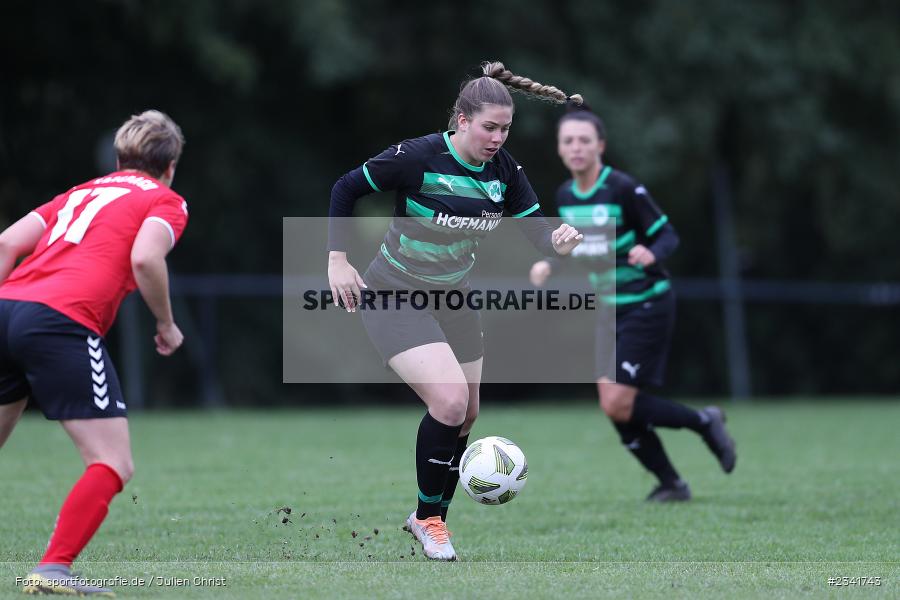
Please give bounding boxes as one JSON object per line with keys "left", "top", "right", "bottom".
{"left": 530, "top": 104, "right": 737, "bottom": 501}
{"left": 328, "top": 62, "right": 582, "bottom": 561}
{"left": 0, "top": 110, "right": 188, "bottom": 595}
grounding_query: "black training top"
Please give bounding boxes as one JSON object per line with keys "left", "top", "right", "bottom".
{"left": 330, "top": 131, "right": 556, "bottom": 288}
{"left": 554, "top": 165, "right": 679, "bottom": 305}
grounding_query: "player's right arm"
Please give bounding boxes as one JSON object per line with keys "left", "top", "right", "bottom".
{"left": 327, "top": 167, "right": 373, "bottom": 313}
{"left": 0, "top": 213, "right": 45, "bottom": 283}
{"left": 327, "top": 139, "right": 420, "bottom": 312}
{"left": 131, "top": 220, "right": 183, "bottom": 356}
{"left": 529, "top": 183, "right": 572, "bottom": 287}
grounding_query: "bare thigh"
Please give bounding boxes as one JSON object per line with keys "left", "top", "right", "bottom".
{"left": 61, "top": 417, "right": 134, "bottom": 484}
{"left": 389, "top": 342, "right": 469, "bottom": 426}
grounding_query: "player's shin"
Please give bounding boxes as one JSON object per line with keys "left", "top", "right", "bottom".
{"left": 39, "top": 463, "right": 124, "bottom": 567}
{"left": 416, "top": 412, "right": 462, "bottom": 519}
{"left": 612, "top": 421, "right": 681, "bottom": 486}
{"left": 440, "top": 433, "right": 469, "bottom": 521}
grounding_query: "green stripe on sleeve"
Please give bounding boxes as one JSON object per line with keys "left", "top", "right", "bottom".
{"left": 646, "top": 215, "right": 669, "bottom": 237}
{"left": 512, "top": 203, "right": 540, "bottom": 218}
{"left": 612, "top": 230, "right": 636, "bottom": 253}
{"left": 362, "top": 163, "right": 381, "bottom": 192}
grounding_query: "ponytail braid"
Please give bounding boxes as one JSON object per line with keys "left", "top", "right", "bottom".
{"left": 482, "top": 61, "right": 583, "bottom": 106}
{"left": 447, "top": 61, "right": 584, "bottom": 130}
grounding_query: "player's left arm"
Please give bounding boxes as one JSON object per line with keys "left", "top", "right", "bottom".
{"left": 505, "top": 158, "right": 582, "bottom": 256}
{"left": 132, "top": 220, "right": 183, "bottom": 356}
{"left": 133, "top": 196, "right": 188, "bottom": 355}
{"left": 626, "top": 184, "right": 679, "bottom": 267}
{"left": 0, "top": 213, "right": 45, "bottom": 282}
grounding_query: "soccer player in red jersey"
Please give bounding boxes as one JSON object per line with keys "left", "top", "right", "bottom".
{"left": 0, "top": 110, "right": 188, "bottom": 596}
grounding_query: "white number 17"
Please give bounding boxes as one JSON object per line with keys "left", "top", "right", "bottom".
{"left": 48, "top": 186, "right": 131, "bottom": 245}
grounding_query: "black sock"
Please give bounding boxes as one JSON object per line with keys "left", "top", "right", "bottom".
{"left": 416, "top": 412, "right": 462, "bottom": 520}
{"left": 632, "top": 392, "right": 707, "bottom": 432}
{"left": 613, "top": 420, "right": 681, "bottom": 486}
{"left": 440, "top": 434, "right": 469, "bottom": 521}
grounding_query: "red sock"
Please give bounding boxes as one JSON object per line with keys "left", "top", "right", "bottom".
{"left": 40, "top": 463, "right": 124, "bottom": 567}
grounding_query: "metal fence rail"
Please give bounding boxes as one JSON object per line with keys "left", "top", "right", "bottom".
{"left": 116, "top": 275, "right": 900, "bottom": 409}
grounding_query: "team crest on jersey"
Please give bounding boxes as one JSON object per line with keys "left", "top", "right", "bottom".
{"left": 487, "top": 180, "right": 503, "bottom": 203}
{"left": 592, "top": 204, "right": 610, "bottom": 226}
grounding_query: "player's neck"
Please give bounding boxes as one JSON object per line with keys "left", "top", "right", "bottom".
{"left": 118, "top": 168, "right": 154, "bottom": 179}
{"left": 117, "top": 168, "right": 172, "bottom": 187}
{"left": 574, "top": 161, "right": 603, "bottom": 194}
{"left": 448, "top": 131, "right": 482, "bottom": 167}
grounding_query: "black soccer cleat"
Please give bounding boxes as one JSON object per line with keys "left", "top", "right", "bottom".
{"left": 700, "top": 406, "right": 737, "bottom": 473}
{"left": 646, "top": 479, "right": 692, "bottom": 502}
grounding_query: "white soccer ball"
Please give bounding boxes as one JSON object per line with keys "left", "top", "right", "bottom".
{"left": 458, "top": 436, "right": 528, "bottom": 505}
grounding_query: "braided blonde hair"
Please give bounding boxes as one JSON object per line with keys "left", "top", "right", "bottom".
{"left": 448, "top": 61, "right": 583, "bottom": 130}
{"left": 482, "top": 61, "right": 583, "bottom": 106}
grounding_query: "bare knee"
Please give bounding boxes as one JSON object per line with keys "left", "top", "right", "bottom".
{"left": 597, "top": 381, "right": 636, "bottom": 422}
{"left": 61, "top": 417, "right": 133, "bottom": 485}
{"left": 427, "top": 384, "right": 469, "bottom": 426}
{"left": 113, "top": 458, "right": 135, "bottom": 485}
{"left": 85, "top": 456, "right": 133, "bottom": 485}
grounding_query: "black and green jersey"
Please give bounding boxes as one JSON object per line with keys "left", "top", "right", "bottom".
{"left": 555, "top": 165, "right": 678, "bottom": 305}
{"left": 331, "top": 131, "right": 551, "bottom": 288}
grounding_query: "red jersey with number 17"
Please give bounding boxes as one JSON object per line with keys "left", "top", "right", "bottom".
{"left": 0, "top": 171, "right": 188, "bottom": 336}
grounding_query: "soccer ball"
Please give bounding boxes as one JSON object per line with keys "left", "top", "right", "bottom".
{"left": 458, "top": 436, "right": 528, "bottom": 505}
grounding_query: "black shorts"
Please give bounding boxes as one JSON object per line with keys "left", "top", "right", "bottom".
{"left": 0, "top": 300, "right": 126, "bottom": 420}
{"left": 359, "top": 267, "right": 484, "bottom": 365}
{"left": 595, "top": 291, "right": 675, "bottom": 387}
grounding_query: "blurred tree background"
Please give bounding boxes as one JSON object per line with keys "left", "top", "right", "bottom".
{"left": 1, "top": 0, "right": 898, "bottom": 403}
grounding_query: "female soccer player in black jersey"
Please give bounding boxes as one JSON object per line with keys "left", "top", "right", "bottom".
{"left": 531, "top": 105, "right": 737, "bottom": 502}
{"left": 328, "top": 62, "right": 582, "bottom": 560}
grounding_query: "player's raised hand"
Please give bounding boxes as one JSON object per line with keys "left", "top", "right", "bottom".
{"left": 551, "top": 224, "right": 583, "bottom": 255}
{"left": 328, "top": 251, "right": 367, "bottom": 313}
{"left": 627, "top": 244, "right": 656, "bottom": 267}
{"left": 530, "top": 260, "right": 552, "bottom": 287}
{"left": 154, "top": 321, "right": 183, "bottom": 356}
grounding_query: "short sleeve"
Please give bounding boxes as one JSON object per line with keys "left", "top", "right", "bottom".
{"left": 30, "top": 194, "right": 65, "bottom": 228}
{"left": 360, "top": 138, "right": 424, "bottom": 193}
{"left": 145, "top": 194, "right": 189, "bottom": 248}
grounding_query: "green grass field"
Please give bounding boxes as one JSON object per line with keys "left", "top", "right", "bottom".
{"left": 0, "top": 401, "right": 897, "bottom": 598}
